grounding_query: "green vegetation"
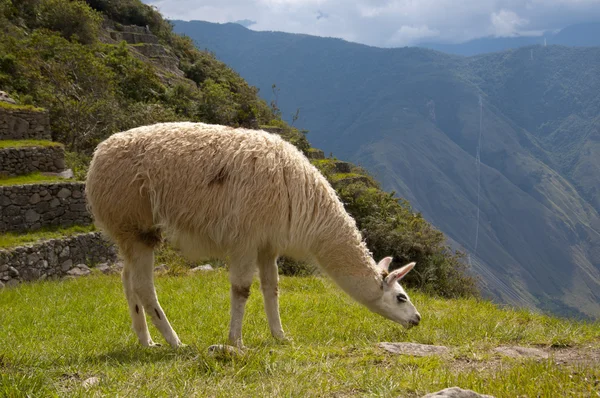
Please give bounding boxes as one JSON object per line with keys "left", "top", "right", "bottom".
{"left": 0, "top": 224, "right": 95, "bottom": 248}
{"left": 0, "top": 139, "right": 61, "bottom": 149}
{"left": 0, "top": 0, "right": 285, "bottom": 152}
{"left": 0, "top": 171, "right": 67, "bottom": 186}
{"left": 0, "top": 101, "right": 43, "bottom": 111}
{"left": 0, "top": 273, "right": 598, "bottom": 396}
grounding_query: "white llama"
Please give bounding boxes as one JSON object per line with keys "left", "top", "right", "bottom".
{"left": 85, "top": 122, "right": 421, "bottom": 348}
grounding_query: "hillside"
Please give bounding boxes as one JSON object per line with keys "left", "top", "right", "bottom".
{"left": 0, "top": 0, "right": 476, "bottom": 298}
{"left": 172, "top": 20, "right": 600, "bottom": 319}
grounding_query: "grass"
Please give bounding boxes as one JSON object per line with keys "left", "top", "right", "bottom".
{"left": 0, "top": 224, "right": 95, "bottom": 249}
{"left": 0, "top": 140, "right": 62, "bottom": 149}
{"left": 0, "top": 101, "right": 44, "bottom": 111}
{"left": 0, "top": 172, "right": 69, "bottom": 187}
{"left": 0, "top": 272, "right": 598, "bottom": 397}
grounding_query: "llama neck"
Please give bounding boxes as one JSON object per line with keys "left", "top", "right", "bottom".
{"left": 314, "top": 228, "right": 384, "bottom": 305}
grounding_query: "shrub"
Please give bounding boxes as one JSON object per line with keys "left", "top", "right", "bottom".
{"left": 36, "top": 0, "right": 102, "bottom": 44}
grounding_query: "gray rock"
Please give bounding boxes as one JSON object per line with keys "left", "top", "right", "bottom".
{"left": 154, "top": 264, "right": 169, "bottom": 273}
{"left": 494, "top": 346, "right": 548, "bottom": 359}
{"left": 67, "top": 267, "right": 91, "bottom": 277}
{"left": 0, "top": 91, "right": 16, "bottom": 104}
{"left": 56, "top": 188, "right": 71, "bottom": 198}
{"left": 29, "top": 193, "right": 41, "bottom": 204}
{"left": 8, "top": 266, "right": 19, "bottom": 277}
{"left": 59, "top": 246, "right": 70, "bottom": 258}
{"left": 61, "top": 259, "right": 73, "bottom": 271}
{"left": 421, "top": 387, "right": 494, "bottom": 398}
{"left": 191, "top": 264, "right": 214, "bottom": 272}
{"left": 378, "top": 342, "right": 450, "bottom": 357}
{"left": 82, "top": 376, "right": 100, "bottom": 388}
{"left": 25, "top": 209, "right": 40, "bottom": 223}
{"left": 207, "top": 344, "right": 244, "bottom": 357}
{"left": 6, "top": 279, "right": 19, "bottom": 287}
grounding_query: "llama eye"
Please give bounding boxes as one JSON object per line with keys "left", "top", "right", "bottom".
{"left": 396, "top": 293, "right": 407, "bottom": 303}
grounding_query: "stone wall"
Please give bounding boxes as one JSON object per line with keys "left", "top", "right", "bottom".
{"left": 0, "top": 182, "right": 91, "bottom": 232}
{"left": 0, "top": 107, "right": 51, "bottom": 140}
{"left": 0, "top": 232, "right": 118, "bottom": 287}
{"left": 0, "top": 145, "right": 65, "bottom": 176}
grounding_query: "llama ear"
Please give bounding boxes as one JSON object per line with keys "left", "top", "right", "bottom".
{"left": 377, "top": 257, "right": 393, "bottom": 272}
{"left": 384, "top": 262, "right": 416, "bottom": 287}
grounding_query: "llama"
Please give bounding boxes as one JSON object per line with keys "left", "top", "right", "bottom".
{"left": 85, "top": 122, "right": 421, "bottom": 348}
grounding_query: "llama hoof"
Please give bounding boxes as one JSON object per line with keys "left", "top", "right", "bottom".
{"left": 145, "top": 341, "right": 162, "bottom": 347}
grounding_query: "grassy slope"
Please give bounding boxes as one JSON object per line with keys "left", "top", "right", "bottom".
{"left": 0, "top": 273, "right": 598, "bottom": 397}
{"left": 0, "top": 140, "right": 61, "bottom": 149}
{"left": 0, "top": 172, "right": 68, "bottom": 187}
{"left": 0, "top": 224, "right": 95, "bottom": 249}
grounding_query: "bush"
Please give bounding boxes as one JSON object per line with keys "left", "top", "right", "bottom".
{"left": 36, "top": 0, "right": 102, "bottom": 44}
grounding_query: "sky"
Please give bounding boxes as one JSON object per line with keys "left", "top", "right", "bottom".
{"left": 146, "top": 0, "right": 600, "bottom": 47}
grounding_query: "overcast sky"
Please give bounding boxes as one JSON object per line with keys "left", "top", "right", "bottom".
{"left": 146, "top": 0, "right": 600, "bottom": 47}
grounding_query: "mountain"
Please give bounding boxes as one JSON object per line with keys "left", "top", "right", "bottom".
{"left": 173, "top": 20, "right": 600, "bottom": 319}
{"left": 417, "top": 22, "right": 600, "bottom": 56}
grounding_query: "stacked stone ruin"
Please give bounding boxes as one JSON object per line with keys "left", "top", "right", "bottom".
{"left": 0, "top": 94, "right": 117, "bottom": 288}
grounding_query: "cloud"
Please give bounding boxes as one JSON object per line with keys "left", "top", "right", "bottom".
{"left": 146, "top": 0, "right": 600, "bottom": 47}
{"left": 491, "top": 9, "right": 528, "bottom": 37}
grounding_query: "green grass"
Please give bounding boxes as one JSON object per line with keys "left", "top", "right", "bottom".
{"left": 0, "top": 140, "right": 62, "bottom": 149}
{"left": 0, "top": 101, "right": 44, "bottom": 111}
{"left": 0, "top": 172, "right": 69, "bottom": 187}
{"left": 0, "top": 272, "right": 598, "bottom": 397}
{"left": 0, "top": 224, "right": 95, "bottom": 249}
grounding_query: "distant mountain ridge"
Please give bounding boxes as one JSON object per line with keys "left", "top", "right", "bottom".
{"left": 173, "top": 20, "right": 600, "bottom": 319}
{"left": 417, "top": 22, "right": 600, "bottom": 56}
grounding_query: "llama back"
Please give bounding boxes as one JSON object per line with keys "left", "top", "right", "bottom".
{"left": 86, "top": 122, "right": 350, "bottom": 259}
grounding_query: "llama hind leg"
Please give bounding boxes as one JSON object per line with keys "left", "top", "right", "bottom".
{"left": 122, "top": 266, "right": 155, "bottom": 347}
{"left": 124, "top": 241, "right": 182, "bottom": 347}
{"left": 257, "top": 250, "right": 285, "bottom": 340}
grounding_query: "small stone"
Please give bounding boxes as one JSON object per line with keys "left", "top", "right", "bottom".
{"left": 8, "top": 266, "right": 19, "bottom": 277}
{"left": 71, "top": 189, "right": 82, "bottom": 198}
{"left": 50, "top": 198, "right": 60, "bottom": 208}
{"left": 59, "top": 246, "right": 70, "bottom": 258}
{"left": 67, "top": 267, "right": 91, "bottom": 277}
{"left": 154, "top": 264, "right": 169, "bottom": 273}
{"left": 191, "top": 264, "right": 214, "bottom": 272}
{"left": 494, "top": 346, "right": 549, "bottom": 359}
{"left": 76, "top": 264, "right": 91, "bottom": 271}
{"left": 29, "top": 193, "right": 41, "bottom": 204}
{"left": 421, "top": 387, "right": 495, "bottom": 398}
{"left": 378, "top": 342, "right": 450, "bottom": 357}
{"left": 0, "top": 264, "right": 8, "bottom": 272}
{"left": 96, "top": 263, "right": 111, "bottom": 274}
{"left": 61, "top": 259, "right": 73, "bottom": 272}
{"left": 56, "top": 188, "right": 71, "bottom": 198}
{"left": 207, "top": 344, "right": 244, "bottom": 357}
{"left": 6, "top": 279, "right": 19, "bottom": 287}
{"left": 82, "top": 377, "right": 100, "bottom": 388}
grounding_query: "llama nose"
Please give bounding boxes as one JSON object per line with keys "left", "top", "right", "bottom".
{"left": 410, "top": 313, "right": 421, "bottom": 326}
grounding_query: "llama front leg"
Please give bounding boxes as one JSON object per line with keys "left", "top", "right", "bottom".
{"left": 257, "top": 250, "right": 285, "bottom": 340}
{"left": 228, "top": 256, "right": 256, "bottom": 348}
{"left": 125, "top": 242, "right": 182, "bottom": 348}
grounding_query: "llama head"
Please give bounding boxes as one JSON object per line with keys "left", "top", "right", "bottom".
{"left": 370, "top": 258, "right": 421, "bottom": 328}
